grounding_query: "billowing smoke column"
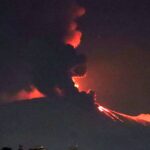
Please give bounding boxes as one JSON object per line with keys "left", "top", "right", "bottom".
{"left": 0, "top": 0, "right": 149, "bottom": 126}
{"left": 29, "top": 39, "right": 86, "bottom": 97}
{"left": 0, "top": 0, "right": 86, "bottom": 101}
{"left": 64, "top": 6, "right": 85, "bottom": 48}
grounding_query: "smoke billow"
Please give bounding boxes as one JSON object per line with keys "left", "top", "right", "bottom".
{"left": 0, "top": 0, "right": 86, "bottom": 102}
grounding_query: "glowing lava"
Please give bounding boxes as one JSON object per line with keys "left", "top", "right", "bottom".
{"left": 111, "top": 110, "right": 150, "bottom": 126}
{"left": 95, "top": 102, "right": 150, "bottom": 126}
{"left": 73, "top": 77, "right": 150, "bottom": 126}
{"left": 72, "top": 77, "right": 80, "bottom": 89}
{"left": 96, "top": 103, "right": 123, "bottom": 122}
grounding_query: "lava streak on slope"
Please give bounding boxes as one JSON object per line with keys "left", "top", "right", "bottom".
{"left": 94, "top": 99, "right": 150, "bottom": 126}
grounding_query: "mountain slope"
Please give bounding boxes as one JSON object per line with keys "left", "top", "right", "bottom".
{"left": 0, "top": 95, "right": 150, "bottom": 150}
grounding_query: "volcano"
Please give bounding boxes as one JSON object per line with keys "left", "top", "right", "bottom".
{"left": 0, "top": 0, "right": 150, "bottom": 149}
{"left": 0, "top": 94, "right": 150, "bottom": 150}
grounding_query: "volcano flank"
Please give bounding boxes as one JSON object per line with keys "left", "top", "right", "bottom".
{"left": 0, "top": 95, "right": 150, "bottom": 150}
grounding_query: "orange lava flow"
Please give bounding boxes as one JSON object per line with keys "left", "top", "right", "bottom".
{"left": 73, "top": 78, "right": 150, "bottom": 126}
{"left": 111, "top": 110, "right": 150, "bottom": 126}
{"left": 96, "top": 103, "right": 124, "bottom": 122}
{"left": 95, "top": 102, "right": 150, "bottom": 125}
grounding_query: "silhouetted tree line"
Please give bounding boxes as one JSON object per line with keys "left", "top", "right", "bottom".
{"left": 1, "top": 145, "right": 78, "bottom": 150}
{"left": 1, "top": 145, "right": 46, "bottom": 150}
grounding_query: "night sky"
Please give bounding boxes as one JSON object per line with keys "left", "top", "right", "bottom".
{"left": 76, "top": 0, "right": 150, "bottom": 114}
{"left": 0, "top": 0, "right": 150, "bottom": 115}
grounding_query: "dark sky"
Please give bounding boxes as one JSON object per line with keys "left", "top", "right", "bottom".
{"left": 0, "top": 0, "right": 150, "bottom": 115}
{"left": 76, "top": 0, "right": 150, "bottom": 114}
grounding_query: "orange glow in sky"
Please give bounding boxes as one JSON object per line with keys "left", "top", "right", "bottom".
{"left": 13, "top": 4, "right": 150, "bottom": 126}
{"left": 16, "top": 86, "right": 44, "bottom": 100}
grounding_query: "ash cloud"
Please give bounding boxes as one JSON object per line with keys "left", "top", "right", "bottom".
{"left": 0, "top": 0, "right": 86, "bottom": 102}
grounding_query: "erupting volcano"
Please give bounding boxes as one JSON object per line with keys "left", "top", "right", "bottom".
{"left": 0, "top": 0, "right": 149, "bottom": 126}
{"left": 0, "top": 0, "right": 150, "bottom": 149}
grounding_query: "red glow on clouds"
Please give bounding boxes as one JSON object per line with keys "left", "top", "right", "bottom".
{"left": 12, "top": 4, "right": 150, "bottom": 126}
{"left": 15, "top": 86, "right": 44, "bottom": 100}
{"left": 74, "top": 7, "right": 86, "bottom": 17}
{"left": 65, "top": 7, "right": 85, "bottom": 48}
{"left": 65, "top": 31, "right": 82, "bottom": 48}
{"left": 15, "top": 6, "right": 86, "bottom": 100}
{"left": 72, "top": 75, "right": 89, "bottom": 92}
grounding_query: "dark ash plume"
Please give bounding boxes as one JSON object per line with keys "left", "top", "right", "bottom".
{"left": 0, "top": 0, "right": 86, "bottom": 102}
{"left": 27, "top": 37, "right": 87, "bottom": 97}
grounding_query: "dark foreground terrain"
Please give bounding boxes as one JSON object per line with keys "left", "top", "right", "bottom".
{"left": 0, "top": 94, "right": 150, "bottom": 150}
